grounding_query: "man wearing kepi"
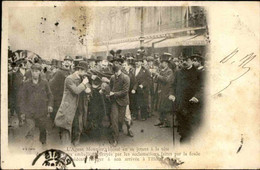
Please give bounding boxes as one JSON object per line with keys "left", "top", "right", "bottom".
{"left": 55, "top": 61, "right": 90, "bottom": 145}
{"left": 109, "top": 56, "right": 130, "bottom": 146}
{"left": 169, "top": 55, "right": 200, "bottom": 143}
{"left": 19, "top": 63, "right": 53, "bottom": 145}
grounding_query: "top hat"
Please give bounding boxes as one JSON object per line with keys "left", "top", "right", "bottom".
{"left": 75, "top": 61, "right": 88, "bottom": 71}
{"left": 64, "top": 55, "right": 73, "bottom": 61}
{"left": 160, "top": 52, "right": 172, "bottom": 62}
{"left": 74, "top": 56, "right": 84, "bottom": 61}
{"left": 51, "top": 59, "right": 58, "bottom": 65}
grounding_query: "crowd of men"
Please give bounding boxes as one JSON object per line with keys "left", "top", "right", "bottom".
{"left": 8, "top": 48, "right": 206, "bottom": 147}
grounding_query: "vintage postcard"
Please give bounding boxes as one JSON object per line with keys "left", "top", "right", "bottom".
{"left": 1, "top": 1, "right": 259, "bottom": 169}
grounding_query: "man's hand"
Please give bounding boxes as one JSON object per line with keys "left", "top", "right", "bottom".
{"left": 131, "top": 90, "right": 136, "bottom": 94}
{"left": 48, "top": 106, "right": 53, "bottom": 113}
{"left": 99, "top": 89, "right": 103, "bottom": 94}
{"left": 189, "top": 97, "right": 199, "bottom": 103}
{"left": 139, "top": 84, "right": 143, "bottom": 89}
{"left": 91, "top": 75, "right": 97, "bottom": 80}
{"left": 168, "top": 95, "right": 175, "bottom": 102}
{"left": 109, "top": 92, "right": 115, "bottom": 96}
{"left": 85, "top": 87, "right": 91, "bottom": 93}
{"left": 82, "top": 77, "right": 89, "bottom": 85}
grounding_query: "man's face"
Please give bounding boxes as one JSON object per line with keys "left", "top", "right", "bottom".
{"left": 89, "top": 61, "right": 96, "bottom": 67}
{"left": 182, "top": 58, "right": 193, "bottom": 69}
{"left": 135, "top": 61, "right": 142, "bottom": 68}
{"left": 192, "top": 58, "right": 201, "bottom": 68}
{"left": 160, "top": 61, "right": 168, "bottom": 69}
{"left": 122, "top": 62, "right": 128, "bottom": 70}
{"left": 101, "top": 60, "right": 108, "bottom": 68}
{"left": 31, "top": 69, "right": 41, "bottom": 80}
{"left": 63, "top": 60, "right": 73, "bottom": 69}
{"left": 148, "top": 61, "right": 154, "bottom": 67}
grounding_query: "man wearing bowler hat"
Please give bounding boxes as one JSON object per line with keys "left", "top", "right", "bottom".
{"left": 153, "top": 53, "right": 175, "bottom": 128}
{"left": 55, "top": 61, "right": 91, "bottom": 145}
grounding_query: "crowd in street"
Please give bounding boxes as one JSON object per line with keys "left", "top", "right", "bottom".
{"left": 8, "top": 48, "right": 206, "bottom": 147}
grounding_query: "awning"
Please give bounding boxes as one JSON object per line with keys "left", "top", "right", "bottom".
{"left": 155, "top": 35, "right": 207, "bottom": 48}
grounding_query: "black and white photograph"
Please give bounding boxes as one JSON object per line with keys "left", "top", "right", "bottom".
{"left": 1, "top": 1, "right": 259, "bottom": 169}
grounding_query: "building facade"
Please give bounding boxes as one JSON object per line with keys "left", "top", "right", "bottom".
{"left": 89, "top": 6, "right": 209, "bottom": 58}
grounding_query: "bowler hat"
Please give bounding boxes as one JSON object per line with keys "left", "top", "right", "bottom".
{"left": 75, "top": 61, "right": 88, "bottom": 71}
{"left": 31, "top": 63, "right": 42, "bottom": 71}
{"left": 64, "top": 55, "right": 73, "bottom": 61}
{"left": 96, "top": 56, "right": 105, "bottom": 62}
{"left": 74, "top": 56, "right": 84, "bottom": 61}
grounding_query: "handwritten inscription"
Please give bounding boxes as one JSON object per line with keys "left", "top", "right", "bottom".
{"left": 214, "top": 48, "right": 256, "bottom": 96}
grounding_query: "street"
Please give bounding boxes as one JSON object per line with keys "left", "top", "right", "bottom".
{"left": 8, "top": 111, "right": 180, "bottom": 151}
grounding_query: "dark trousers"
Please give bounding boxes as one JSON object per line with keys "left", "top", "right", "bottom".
{"left": 72, "top": 109, "right": 82, "bottom": 144}
{"left": 26, "top": 118, "right": 46, "bottom": 144}
{"left": 176, "top": 110, "right": 192, "bottom": 142}
{"left": 110, "top": 102, "right": 126, "bottom": 142}
{"left": 132, "top": 92, "right": 148, "bottom": 119}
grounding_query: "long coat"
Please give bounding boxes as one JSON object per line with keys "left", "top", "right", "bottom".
{"left": 171, "top": 66, "right": 199, "bottom": 113}
{"left": 49, "top": 68, "right": 71, "bottom": 109}
{"left": 54, "top": 72, "right": 86, "bottom": 133}
{"left": 130, "top": 67, "right": 151, "bottom": 109}
{"left": 155, "top": 66, "right": 175, "bottom": 113}
{"left": 19, "top": 78, "right": 53, "bottom": 119}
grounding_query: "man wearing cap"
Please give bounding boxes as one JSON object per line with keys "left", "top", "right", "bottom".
{"left": 130, "top": 53, "right": 151, "bottom": 121}
{"left": 169, "top": 55, "right": 200, "bottom": 143}
{"left": 55, "top": 61, "right": 90, "bottom": 145}
{"left": 49, "top": 56, "right": 73, "bottom": 123}
{"left": 109, "top": 56, "right": 131, "bottom": 146}
{"left": 19, "top": 63, "right": 53, "bottom": 145}
{"left": 190, "top": 54, "right": 206, "bottom": 136}
{"left": 153, "top": 53, "right": 175, "bottom": 128}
